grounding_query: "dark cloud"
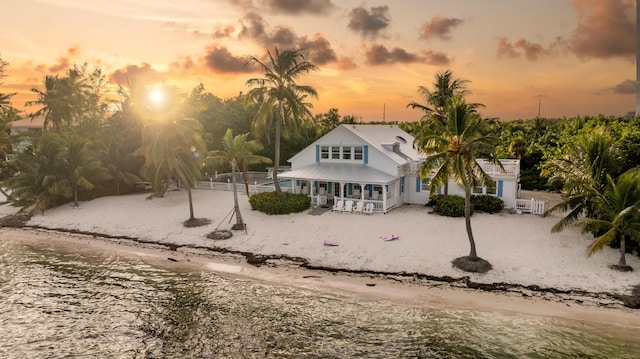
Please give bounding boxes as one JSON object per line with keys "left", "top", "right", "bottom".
{"left": 420, "top": 50, "right": 451, "bottom": 66}
{"left": 364, "top": 44, "right": 448, "bottom": 66}
{"left": 202, "top": 46, "right": 253, "bottom": 74}
{"left": 259, "top": 0, "right": 335, "bottom": 15}
{"left": 109, "top": 63, "right": 165, "bottom": 86}
{"left": 348, "top": 6, "right": 390, "bottom": 39}
{"left": 419, "top": 16, "right": 464, "bottom": 40}
{"left": 611, "top": 79, "right": 637, "bottom": 94}
{"left": 212, "top": 24, "right": 236, "bottom": 39}
{"left": 570, "top": 0, "right": 634, "bottom": 59}
{"left": 237, "top": 12, "right": 339, "bottom": 66}
{"left": 299, "top": 33, "right": 337, "bottom": 65}
{"left": 48, "top": 46, "right": 81, "bottom": 73}
{"left": 496, "top": 37, "right": 547, "bottom": 61}
{"left": 239, "top": 12, "right": 268, "bottom": 40}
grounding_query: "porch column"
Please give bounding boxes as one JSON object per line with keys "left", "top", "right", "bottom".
{"left": 360, "top": 183, "right": 365, "bottom": 202}
{"left": 383, "top": 186, "right": 387, "bottom": 213}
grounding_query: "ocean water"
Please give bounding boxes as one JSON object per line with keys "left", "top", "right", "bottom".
{"left": 0, "top": 236, "right": 638, "bottom": 359}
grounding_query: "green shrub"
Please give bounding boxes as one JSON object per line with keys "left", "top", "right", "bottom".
{"left": 428, "top": 194, "right": 468, "bottom": 217}
{"left": 249, "top": 192, "right": 311, "bottom": 215}
{"left": 470, "top": 195, "right": 504, "bottom": 213}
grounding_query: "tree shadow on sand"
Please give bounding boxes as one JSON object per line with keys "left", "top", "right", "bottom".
{"left": 452, "top": 256, "right": 492, "bottom": 274}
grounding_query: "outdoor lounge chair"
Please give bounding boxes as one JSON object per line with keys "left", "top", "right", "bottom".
{"left": 353, "top": 201, "right": 364, "bottom": 214}
{"left": 332, "top": 199, "right": 344, "bottom": 212}
{"left": 343, "top": 200, "right": 354, "bottom": 213}
{"left": 363, "top": 202, "right": 374, "bottom": 215}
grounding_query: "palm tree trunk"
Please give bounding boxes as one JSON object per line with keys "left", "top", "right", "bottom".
{"left": 175, "top": 166, "right": 195, "bottom": 221}
{"left": 618, "top": 234, "right": 627, "bottom": 267}
{"left": 231, "top": 159, "right": 245, "bottom": 230}
{"left": 73, "top": 183, "right": 79, "bottom": 207}
{"left": 273, "top": 106, "right": 282, "bottom": 195}
{"left": 242, "top": 161, "right": 250, "bottom": 197}
{"left": 464, "top": 187, "right": 477, "bottom": 258}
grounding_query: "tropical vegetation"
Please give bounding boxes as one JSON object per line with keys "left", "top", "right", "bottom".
{"left": 0, "top": 51, "right": 639, "bottom": 270}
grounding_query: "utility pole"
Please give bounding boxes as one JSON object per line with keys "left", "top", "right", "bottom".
{"left": 533, "top": 95, "right": 543, "bottom": 118}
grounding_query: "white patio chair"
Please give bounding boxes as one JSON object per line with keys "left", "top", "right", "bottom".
{"left": 343, "top": 200, "right": 354, "bottom": 213}
{"left": 353, "top": 201, "right": 364, "bottom": 214}
{"left": 363, "top": 202, "right": 374, "bottom": 215}
{"left": 332, "top": 199, "right": 344, "bottom": 212}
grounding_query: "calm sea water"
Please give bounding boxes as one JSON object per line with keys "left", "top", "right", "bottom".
{"left": 1, "top": 236, "right": 639, "bottom": 359}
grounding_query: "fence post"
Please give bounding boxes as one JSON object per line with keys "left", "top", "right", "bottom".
{"left": 227, "top": 179, "right": 231, "bottom": 191}
{"left": 209, "top": 178, "right": 213, "bottom": 190}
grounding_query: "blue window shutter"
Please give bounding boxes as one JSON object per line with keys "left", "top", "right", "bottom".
{"left": 328, "top": 182, "right": 332, "bottom": 194}
{"left": 416, "top": 177, "right": 421, "bottom": 192}
{"left": 296, "top": 180, "right": 300, "bottom": 186}
{"left": 364, "top": 146, "right": 368, "bottom": 164}
{"left": 400, "top": 177, "right": 404, "bottom": 194}
{"left": 315, "top": 145, "right": 320, "bottom": 163}
{"left": 497, "top": 180, "right": 503, "bottom": 197}
{"left": 365, "top": 184, "right": 372, "bottom": 197}
{"left": 348, "top": 183, "right": 353, "bottom": 195}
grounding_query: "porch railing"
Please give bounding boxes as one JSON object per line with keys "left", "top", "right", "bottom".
{"left": 477, "top": 159, "right": 520, "bottom": 178}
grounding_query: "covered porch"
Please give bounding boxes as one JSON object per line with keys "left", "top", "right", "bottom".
{"left": 279, "top": 163, "right": 400, "bottom": 213}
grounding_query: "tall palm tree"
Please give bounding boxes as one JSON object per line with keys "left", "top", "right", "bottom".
{"left": 139, "top": 113, "right": 206, "bottom": 223}
{"left": 408, "top": 70, "right": 476, "bottom": 196}
{"left": 580, "top": 169, "right": 640, "bottom": 270}
{"left": 204, "top": 129, "right": 271, "bottom": 230}
{"left": 407, "top": 70, "right": 470, "bottom": 125}
{"left": 543, "top": 128, "right": 620, "bottom": 232}
{"left": 246, "top": 48, "right": 318, "bottom": 195}
{"left": 416, "top": 96, "right": 500, "bottom": 272}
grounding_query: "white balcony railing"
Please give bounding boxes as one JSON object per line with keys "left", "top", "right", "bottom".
{"left": 476, "top": 159, "right": 520, "bottom": 178}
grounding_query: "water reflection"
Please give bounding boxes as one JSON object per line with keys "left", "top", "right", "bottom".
{"left": 0, "top": 237, "right": 638, "bottom": 358}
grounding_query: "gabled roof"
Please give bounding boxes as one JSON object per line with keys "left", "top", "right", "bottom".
{"left": 287, "top": 124, "right": 425, "bottom": 165}
{"left": 280, "top": 163, "right": 396, "bottom": 184}
{"left": 11, "top": 116, "right": 44, "bottom": 129}
{"left": 343, "top": 124, "right": 424, "bottom": 164}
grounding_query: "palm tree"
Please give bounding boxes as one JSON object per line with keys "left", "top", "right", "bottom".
{"left": 204, "top": 129, "right": 271, "bottom": 230}
{"left": 246, "top": 48, "right": 318, "bottom": 195}
{"left": 415, "top": 96, "right": 500, "bottom": 273}
{"left": 139, "top": 105, "right": 206, "bottom": 224}
{"left": 3, "top": 132, "right": 63, "bottom": 214}
{"left": 52, "top": 130, "right": 111, "bottom": 207}
{"left": 543, "top": 128, "right": 620, "bottom": 232}
{"left": 408, "top": 70, "right": 476, "bottom": 196}
{"left": 407, "top": 70, "right": 470, "bottom": 125}
{"left": 580, "top": 169, "right": 640, "bottom": 270}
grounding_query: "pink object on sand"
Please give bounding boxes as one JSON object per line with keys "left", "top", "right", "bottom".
{"left": 324, "top": 240, "right": 339, "bottom": 246}
{"left": 382, "top": 234, "right": 398, "bottom": 241}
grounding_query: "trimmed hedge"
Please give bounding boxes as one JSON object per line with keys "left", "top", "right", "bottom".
{"left": 249, "top": 192, "right": 311, "bottom": 215}
{"left": 470, "top": 195, "right": 504, "bottom": 213}
{"left": 428, "top": 194, "right": 468, "bottom": 217}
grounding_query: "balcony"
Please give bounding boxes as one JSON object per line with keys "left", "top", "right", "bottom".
{"left": 476, "top": 159, "right": 520, "bottom": 179}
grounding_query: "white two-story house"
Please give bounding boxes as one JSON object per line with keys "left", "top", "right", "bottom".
{"left": 279, "top": 124, "right": 520, "bottom": 213}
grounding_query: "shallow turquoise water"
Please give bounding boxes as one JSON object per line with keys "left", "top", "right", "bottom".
{"left": 0, "top": 236, "right": 638, "bottom": 358}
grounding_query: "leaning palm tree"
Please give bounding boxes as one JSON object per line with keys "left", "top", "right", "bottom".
{"left": 579, "top": 169, "right": 640, "bottom": 271}
{"left": 204, "top": 129, "right": 271, "bottom": 230}
{"left": 246, "top": 48, "right": 318, "bottom": 195}
{"left": 139, "top": 116, "right": 206, "bottom": 224}
{"left": 543, "top": 128, "right": 620, "bottom": 232}
{"left": 416, "top": 96, "right": 500, "bottom": 273}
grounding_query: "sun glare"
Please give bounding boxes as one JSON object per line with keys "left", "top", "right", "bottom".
{"left": 148, "top": 89, "right": 165, "bottom": 107}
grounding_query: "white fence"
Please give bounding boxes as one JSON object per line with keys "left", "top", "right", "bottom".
{"left": 515, "top": 198, "right": 546, "bottom": 215}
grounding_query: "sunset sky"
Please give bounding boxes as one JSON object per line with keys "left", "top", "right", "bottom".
{"left": 0, "top": 0, "right": 636, "bottom": 122}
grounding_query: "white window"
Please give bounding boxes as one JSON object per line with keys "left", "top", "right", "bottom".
{"left": 342, "top": 146, "right": 351, "bottom": 160}
{"left": 331, "top": 146, "right": 340, "bottom": 159}
{"left": 354, "top": 146, "right": 363, "bottom": 160}
{"left": 421, "top": 178, "right": 430, "bottom": 191}
{"left": 321, "top": 146, "right": 329, "bottom": 159}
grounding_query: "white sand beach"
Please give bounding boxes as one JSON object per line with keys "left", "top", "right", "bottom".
{"left": 2, "top": 188, "right": 639, "bottom": 299}
{"left": 3, "top": 188, "right": 640, "bottom": 328}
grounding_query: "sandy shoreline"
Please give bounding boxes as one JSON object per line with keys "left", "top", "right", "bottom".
{"left": 1, "top": 188, "right": 640, "bottom": 325}
{"left": 5, "top": 227, "right": 640, "bottom": 330}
